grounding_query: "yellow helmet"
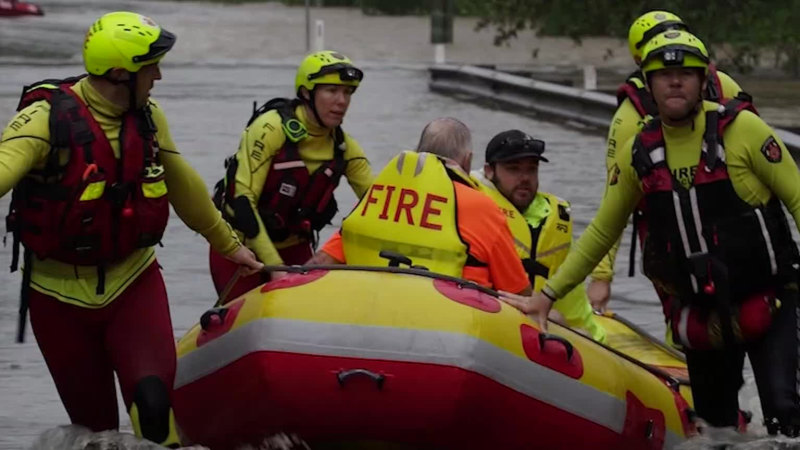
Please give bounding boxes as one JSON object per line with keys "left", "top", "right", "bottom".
{"left": 641, "top": 30, "right": 709, "bottom": 76}
{"left": 294, "top": 50, "right": 363, "bottom": 95}
{"left": 628, "top": 11, "right": 688, "bottom": 62}
{"left": 83, "top": 11, "right": 176, "bottom": 76}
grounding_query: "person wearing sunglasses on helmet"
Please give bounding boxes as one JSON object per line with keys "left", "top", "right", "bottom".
{"left": 0, "top": 11, "right": 262, "bottom": 447}
{"left": 471, "top": 130, "right": 606, "bottom": 342}
{"left": 588, "top": 10, "right": 748, "bottom": 314}
{"left": 503, "top": 30, "right": 800, "bottom": 437}
{"left": 210, "top": 50, "right": 373, "bottom": 304}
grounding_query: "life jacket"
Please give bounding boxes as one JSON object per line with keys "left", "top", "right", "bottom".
{"left": 524, "top": 193, "right": 572, "bottom": 292}
{"left": 472, "top": 173, "right": 571, "bottom": 291}
{"left": 472, "top": 171, "right": 532, "bottom": 257}
{"left": 6, "top": 76, "right": 170, "bottom": 288}
{"left": 616, "top": 63, "right": 726, "bottom": 118}
{"left": 342, "top": 151, "right": 486, "bottom": 279}
{"left": 620, "top": 66, "right": 755, "bottom": 279}
{"left": 213, "top": 98, "right": 345, "bottom": 247}
{"left": 631, "top": 99, "right": 798, "bottom": 347}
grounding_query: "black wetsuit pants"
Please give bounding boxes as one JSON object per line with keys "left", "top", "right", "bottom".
{"left": 685, "top": 285, "right": 800, "bottom": 436}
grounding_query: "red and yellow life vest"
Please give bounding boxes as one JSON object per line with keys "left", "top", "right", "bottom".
{"left": 213, "top": 98, "right": 345, "bottom": 246}
{"left": 7, "top": 76, "right": 169, "bottom": 271}
{"left": 632, "top": 99, "right": 798, "bottom": 349}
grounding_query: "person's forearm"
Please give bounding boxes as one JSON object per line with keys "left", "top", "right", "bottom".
{"left": 161, "top": 149, "right": 240, "bottom": 254}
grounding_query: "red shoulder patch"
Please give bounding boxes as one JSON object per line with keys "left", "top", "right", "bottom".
{"left": 761, "top": 136, "right": 782, "bottom": 163}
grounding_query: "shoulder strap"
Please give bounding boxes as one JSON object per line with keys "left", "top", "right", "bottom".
{"left": 705, "top": 64, "right": 723, "bottom": 102}
{"left": 703, "top": 99, "right": 757, "bottom": 171}
{"left": 247, "top": 97, "right": 308, "bottom": 143}
{"left": 631, "top": 118, "right": 664, "bottom": 178}
{"left": 617, "top": 70, "right": 657, "bottom": 117}
{"left": 17, "top": 75, "right": 87, "bottom": 112}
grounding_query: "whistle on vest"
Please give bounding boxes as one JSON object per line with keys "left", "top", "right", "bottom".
{"left": 82, "top": 163, "right": 98, "bottom": 181}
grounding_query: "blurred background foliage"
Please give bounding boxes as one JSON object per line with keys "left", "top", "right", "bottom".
{"left": 187, "top": 0, "right": 800, "bottom": 76}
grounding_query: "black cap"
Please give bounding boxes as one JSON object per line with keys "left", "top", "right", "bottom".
{"left": 485, "top": 130, "right": 548, "bottom": 163}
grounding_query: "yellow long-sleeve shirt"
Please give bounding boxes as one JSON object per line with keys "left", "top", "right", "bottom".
{"left": 0, "top": 77, "right": 240, "bottom": 307}
{"left": 548, "top": 101, "right": 800, "bottom": 299}
{"left": 591, "top": 70, "right": 744, "bottom": 281}
{"left": 230, "top": 103, "right": 373, "bottom": 265}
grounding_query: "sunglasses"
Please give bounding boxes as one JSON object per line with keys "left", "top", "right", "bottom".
{"left": 635, "top": 21, "right": 689, "bottom": 50}
{"left": 501, "top": 136, "right": 545, "bottom": 154}
{"left": 308, "top": 63, "right": 364, "bottom": 82}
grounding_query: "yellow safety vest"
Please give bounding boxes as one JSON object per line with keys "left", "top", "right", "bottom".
{"left": 526, "top": 192, "right": 572, "bottom": 292}
{"left": 472, "top": 172, "right": 571, "bottom": 291}
{"left": 342, "top": 151, "right": 474, "bottom": 277}
{"left": 472, "top": 172, "right": 533, "bottom": 259}
{"left": 473, "top": 174, "right": 606, "bottom": 341}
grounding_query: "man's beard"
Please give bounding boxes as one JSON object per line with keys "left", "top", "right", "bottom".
{"left": 491, "top": 175, "right": 534, "bottom": 212}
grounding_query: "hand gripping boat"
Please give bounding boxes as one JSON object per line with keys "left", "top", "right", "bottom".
{"left": 173, "top": 266, "right": 695, "bottom": 449}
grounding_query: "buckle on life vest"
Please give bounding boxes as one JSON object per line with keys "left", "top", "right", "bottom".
{"left": 108, "top": 182, "right": 132, "bottom": 209}
{"left": 283, "top": 118, "right": 307, "bottom": 143}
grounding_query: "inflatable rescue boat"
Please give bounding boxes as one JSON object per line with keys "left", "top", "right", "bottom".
{"left": 174, "top": 266, "right": 695, "bottom": 449}
{"left": 0, "top": 0, "right": 43, "bottom": 17}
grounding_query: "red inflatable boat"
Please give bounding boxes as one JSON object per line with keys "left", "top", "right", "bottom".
{"left": 0, "top": 0, "right": 44, "bottom": 17}
{"left": 173, "top": 267, "right": 695, "bottom": 449}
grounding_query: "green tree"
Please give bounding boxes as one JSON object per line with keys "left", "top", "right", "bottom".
{"left": 476, "top": 0, "right": 800, "bottom": 76}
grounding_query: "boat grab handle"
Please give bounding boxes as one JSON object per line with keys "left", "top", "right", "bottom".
{"left": 200, "top": 308, "right": 228, "bottom": 331}
{"left": 337, "top": 369, "right": 386, "bottom": 390}
{"left": 538, "top": 333, "right": 574, "bottom": 361}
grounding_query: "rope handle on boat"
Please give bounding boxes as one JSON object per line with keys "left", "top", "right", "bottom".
{"left": 215, "top": 267, "right": 244, "bottom": 307}
{"left": 336, "top": 368, "right": 385, "bottom": 390}
{"left": 539, "top": 333, "right": 574, "bottom": 361}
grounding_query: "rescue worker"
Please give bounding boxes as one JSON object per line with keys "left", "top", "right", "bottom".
{"left": 210, "top": 50, "right": 373, "bottom": 303}
{"left": 503, "top": 30, "right": 800, "bottom": 436}
{"left": 472, "top": 130, "right": 606, "bottom": 342}
{"left": 0, "top": 11, "right": 262, "bottom": 447}
{"left": 310, "top": 117, "right": 531, "bottom": 296}
{"left": 589, "top": 10, "right": 747, "bottom": 312}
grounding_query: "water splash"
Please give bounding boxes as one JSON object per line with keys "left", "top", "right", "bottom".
{"left": 676, "top": 426, "right": 800, "bottom": 450}
{"left": 28, "top": 425, "right": 310, "bottom": 450}
{"left": 28, "top": 425, "right": 169, "bottom": 450}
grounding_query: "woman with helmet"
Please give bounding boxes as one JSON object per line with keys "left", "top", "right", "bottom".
{"left": 210, "top": 50, "right": 373, "bottom": 303}
{"left": 0, "top": 11, "right": 261, "bottom": 447}
{"left": 502, "top": 30, "right": 800, "bottom": 436}
{"left": 587, "top": 10, "right": 749, "bottom": 314}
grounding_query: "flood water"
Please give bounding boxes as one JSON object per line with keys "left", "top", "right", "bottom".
{"left": 0, "top": 1, "right": 795, "bottom": 448}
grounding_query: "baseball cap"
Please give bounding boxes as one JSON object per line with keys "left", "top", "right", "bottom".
{"left": 485, "top": 130, "right": 548, "bottom": 163}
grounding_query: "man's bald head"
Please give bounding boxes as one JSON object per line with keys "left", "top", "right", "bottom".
{"left": 415, "top": 117, "right": 473, "bottom": 171}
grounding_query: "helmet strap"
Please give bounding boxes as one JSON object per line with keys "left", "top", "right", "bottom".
{"left": 127, "top": 72, "right": 138, "bottom": 112}
{"left": 302, "top": 87, "right": 327, "bottom": 129}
